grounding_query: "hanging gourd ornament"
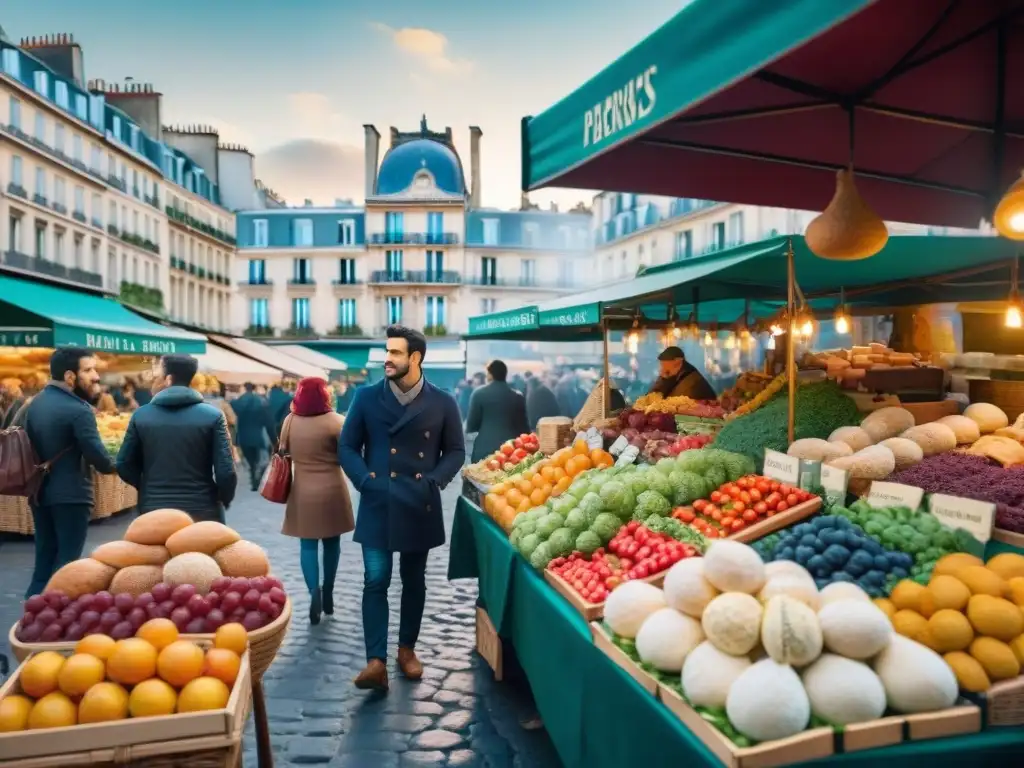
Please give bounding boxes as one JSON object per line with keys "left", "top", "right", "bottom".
{"left": 805, "top": 168, "right": 889, "bottom": 260}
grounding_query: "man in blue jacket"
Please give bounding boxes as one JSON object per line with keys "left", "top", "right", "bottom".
{"left": 339, "top": 326, "right": 465, "bottom": 691}
{"left": 117, "top": 354, "right": 237, "bottom": 523}
{"left": 23, "top": 348, "right": 116, "bottom": 597}
{"left": 231, "top": 382, "right": 277, "bottom": 490}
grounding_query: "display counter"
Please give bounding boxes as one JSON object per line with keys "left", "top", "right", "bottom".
{"left": 448, "top": 496, "right": 1024, "bottom": 768}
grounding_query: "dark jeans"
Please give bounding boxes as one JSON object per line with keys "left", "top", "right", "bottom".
{"left": 241, "top": 447, "right": 263, "bottom": 490}
{"left": 362, "top": 547, "right": 429, "bottom": 662}
{"left": 26, "top": 503, "right": 91, "bottom": 598}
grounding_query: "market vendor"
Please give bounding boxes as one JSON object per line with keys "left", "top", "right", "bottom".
{"left": 649, "top": 346, "right": 717, "bottom": 400}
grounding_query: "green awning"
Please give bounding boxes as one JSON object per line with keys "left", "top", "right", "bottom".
{"left": 0, "top": 276, "right": 206, "bottom": 355}
{"left": 465, "top": 307, "right": 540, "bottom": 338}
{"left": 521, "top": 0, "right": 875, "bottom": 190}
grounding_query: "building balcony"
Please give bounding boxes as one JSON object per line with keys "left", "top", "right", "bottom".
{"left": 423, "top": 324, "right": 449, "bottom": 338}
{"left": 0, "top": 124, "right": 108, "bottom": 189}
{"left": 368, "top": 270, "right": 462, "bottom": 285}
{"left": 33, "top": 194, "right": 48, "bottom": 207}
{"left": 107, "top": 175, "right": 127, "bottom": 193}
{"left": 467, "top": 276, "right": 580, "bottom": 291}
{"left": 281, "top": 325, "right": 318, "bottom": 339}
{"left": 6, "top": 183, "right": 27, "bottom": 199}
{"left": 243, "top": 325, "right": 276, "bottom": 339}
{"left": 165, "top": 206, "right": 237, "bottom": 247}
{"left": 119, "top": 231, "right": 161, "bottom": 255}
{"left": 331, "top": 279, "right": 363, "bottom": 296}
{"left": 368, "top": 232, "right": 460, "bottom": 246}
{"left": 145, "top": 194, "right": 160, "bottom": 210}
{"left": 2, "top": 249, "right": 104, "bottom": 289}
{"left": 669, "top": 198, "right": 719, "bottom": 219}
{"left": 119, "top": 281, "right": 164, "bottom": 313}
{"left": 286, "top": 279, "right": 317, "bottom": 296}
{"left": 72, "top": 211, "right": 87, "bottom": 224}
{"left": 52, "top": 202, "right": 68, "bottom": 216}
{"left": 328, "top": 324, "right": 365, "bottom": 338}
{"left": 91, "top": 217, "right": 104, "bottom": 230}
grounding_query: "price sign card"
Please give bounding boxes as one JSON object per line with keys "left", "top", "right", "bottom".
{"left": 820, "top": 464, "right": 849, "bottom": 505}
{"left": 586, "top": 427, "right": 604, "bottom": 451}
{"left": 928, "top": 494, "right": 996, "bottom": 543}
{"left": 608, "top": 435, "right": 630, "bottom": 456}
{"left": 867, "top": 481, "right": 924, "bottom": 510}
{"left": 615, "top": 445, "right": 640, "bottom": 467}
{"left": 763, "top": 450, "right": 800, "bottom": 484}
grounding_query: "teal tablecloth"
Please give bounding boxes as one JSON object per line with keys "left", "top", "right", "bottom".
{"left": 448, "top": 497, "right": 1024, "bottom": 768}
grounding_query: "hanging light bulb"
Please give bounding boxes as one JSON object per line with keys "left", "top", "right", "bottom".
{"left": 835, "top": 313, "right": 850, "bottom": 334}
{"left": 801, "top": 318, "right": 815, "bottom": 338}
{"left": 724, "top": 333, "right": 737, "bottom": 350}
{"left": 1006, "top": 303, "right": 1023, "bottom": 329}
{"left": 625, "top": 330, "right": 640, "bottom": 354}
{"left": 703, "top": 331, "right": 713, "bottom": 347}
{"left": 994, "top": 172, "right": 1024, "bottom": 240}
{"left": 1006, "top": 258, "right": 1023, "bottom": 328}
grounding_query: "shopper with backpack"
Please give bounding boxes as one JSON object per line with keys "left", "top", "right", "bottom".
{"left": 15, "top": 348, "right": 115, "bottom": 597}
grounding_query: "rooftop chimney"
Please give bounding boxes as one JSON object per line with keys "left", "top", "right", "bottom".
{"left": 469, "top": 126, "right": 482, "bottom": 208}
{"left": 98, "top": 79, "right": 164, "bottom": 141}
{"left": 21, "top": 33, "right": 84, "bottom": 88}
{"left": 364, "top": 125, "right": 380, "bottom": 199}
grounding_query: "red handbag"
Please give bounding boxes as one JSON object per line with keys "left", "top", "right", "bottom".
{"left": 259, "top": 415, "right": 293, "bottom": 503}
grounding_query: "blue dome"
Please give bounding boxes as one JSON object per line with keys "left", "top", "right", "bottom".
{"left": 376, "top": 139, "right": 465, "bottom": 195}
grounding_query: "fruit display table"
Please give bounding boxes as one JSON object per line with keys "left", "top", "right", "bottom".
{"left": 0, "top": 473, "right": 137, "bottom": 535}
{"left": 448, "top": 496, "right": 1024, "bottom": 768}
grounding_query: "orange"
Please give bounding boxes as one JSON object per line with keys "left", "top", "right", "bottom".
{"left": 491, "top": 499, "right": 510, "bottom": 521}
{"left": 106, "top": 638, "right": 158, "bottom": 686}
{"left": 515, "top": 478, "right": 533, "bottom": 496}
{"left": 516, "top": 498, "right": 531, "bottom": 514}
{"left": 540, "top": 465, "right": 557, "bottom": 482}
{"left": 572, "top": 440, "right": 589, "bottom": 456}
{"left": 157, "top": 640, "right": 206, "bottom": 687}
{"left": 531, "top": 473, "right": 546, "bottom": 490}
{"left": 521, "top": 470, "right": 537, "bottom": 485}
{"left": 214, "top": 623, "right": 249, "bottom": 656}
{"left": 529, "top": 487, "right": 547, "bottom": 506}
{"left": 573, "top": 455, "right": 593, "bottom": 474}
{"left": 0, "top": 695, "right": 33, "bottom": 732}
{"left": 20, "top": 651, "right": 66, "bottom": 698}
{"left": 590, "top": 449, "right": 612, "bottom": 465}
{"left": 76, "top": 634, "right": 117, "bottom": 661}
{"left": 27, "top": 691, "right": 77, "bottom": 729}
{"left": 138, "top": 620, "right": 181, "bottom": 653}
{"left": 483, "top": 494, "right": 498, "bottom": 515}
{"left": 203, "top": 648, "right": 241, "bottom": 686}
{"left": 504, "top": 488, "right": 524, "bottom": 508}
{"left": 57, "top": 653, "right": 106, "bottom": 697}
{"left": 550, "top": 466, "right": 567, "bottom": 482}
{"left": 594, "top": 456, "right": 614, "bottom": 470}
{"left": 551, "top": 448, "right": 572, "bottom": 467}
{"left": 129, "top": 678, "right": 178, "bottom": 718}
{"left": 551, "top": 477, "right": 571, "bottom": 497}
{"left": 176, "top": 677, "right": 230, "bottom": 713}
{"left": 541, "top": 482, "right": 554, "bottom": 497}
{"left": 491, "top": 481, "right": 510, "bottom": 496}
{"left": 78, "top": 682, "right": 129, "bottom": 724}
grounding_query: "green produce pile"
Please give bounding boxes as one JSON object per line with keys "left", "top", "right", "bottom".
{"left": 830, "top": 499, "right": 975, "bottom": 587}
{"left": 509, "top": 448, "right": 753, "bottom": 569}
{"left": 713, "top": 381, "right": 861, "bottom": 465}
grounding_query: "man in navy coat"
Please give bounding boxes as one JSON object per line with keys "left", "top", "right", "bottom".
{"left": 339, "top": 325, "right": 465, "bottom": 691}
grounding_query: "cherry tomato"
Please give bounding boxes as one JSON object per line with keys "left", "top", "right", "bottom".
{"left": 753, "top": 501, "right": 768, "bottom": 515}
{"left": 710, "top": 490, "right": 723, "bottom": 504}
{"left": 739, "top": 491, "right": 752, "bottom": 504}
{"left": 710, "top": 509, "right": 723, "bottom": 522}
{"left": 693, "top": 499, "right": 707, "bottom": 512}
{"left": 627, "top": 520, "right": 640, "bottom": 533}
{"left": 656, "top": 554, "right": 671, "bottom": 570}
{"left": 742, "top": 509, "right": 758, "bottom": 522}
{"left": 636, "top": 545, "right": 652, "bottom": 559}
{"left": 635, "top": 563, "right": 649, "bottom": 578}
{"left": 626, "top": 541, "right": 639, "bottom": 557}
{"left": 720, "top": 516, "right": 735, "bottom": 527}
{"left": 732, "top": 501, "right": 746, "bottom": 513}
{"left": 766, "top": 492, "right": 782, "bottom": 508}
{"left": 677, "top": 508, "right": 696, "bottom": 523}
{"left": 786, "top": 493, "right": 800, "bottom": 506}
{"left": 776, "top": 501, "right": 789, "bottom": 513}
{"left": 756, "top": 480, "right": 771, "bottom": 494}
{"left": 748, "top": 488, "right": 762, "bottom": 502}
{"left": 730, "top": 519, "right": 745, "bottom": 532}
{"left": 770, "top": 481, "right": 781, "bottom": 492}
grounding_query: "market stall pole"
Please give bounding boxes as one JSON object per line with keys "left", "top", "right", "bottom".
{"left": 787, "top": 239, "right": 797, "bottom": 444}
{"left": 602, "top": 319, "right": 612, "bottom": 417}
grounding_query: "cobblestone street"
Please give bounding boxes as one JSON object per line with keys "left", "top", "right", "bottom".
{"left": 0, "top": 480, "right": 563, "bottom": 768}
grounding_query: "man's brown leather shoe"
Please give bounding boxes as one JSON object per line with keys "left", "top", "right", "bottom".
{"left": 397, "top": 647, "right": 423, "bottom": 681}
{"left": 354, "top": 659, "right": 389, "bottom": 691}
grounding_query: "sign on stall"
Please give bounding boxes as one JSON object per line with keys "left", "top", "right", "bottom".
{"left": 608, "top": 435, "right": 630, "bottom": 457}
{"left": 763, "top": 450, "right": 799, "bottom": 484}
{"left": 928, "top": 494, "right": 996, "bottom": 543}
{"left": 585, "top": 427, "right": 604, "bottom": 451}
{"left": 615, "top": 445, "right": 640, "bottom": 467}
{"left": 867, "top": 481, "right": 924, "bottom": 510}
{"left": 820, "top": 464, "right": 849, "bottom": 506}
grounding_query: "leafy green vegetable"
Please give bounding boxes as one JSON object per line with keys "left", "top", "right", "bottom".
{"left": 547, "top": 528, "right": 575, "bottom": 557}
{"left": 518, "top": 533, "right": 541, "bottom": 558}
{"left": 643, "top": 514, "right": 708, "bottom": 552}
{"left": 590, "top": 512, "right": 623, "bottom": 543}
{"left": 599, "top": 481, "right": 635, "bottom": 520}
{"left": 575, "top": 530, "right": 601, "bottom": 555}
{"left": 713, "top": 381, "right": 862, "bottom": 465}
{"left": 563, "top": 508, "right": 588, "bottom": 534}
{"left": 529, "top": 541, "right": 555, "bottom": 569}
{"left": 535, "top": 512, "right": 565, "bottom": 539}
{"left": 634, "top": 490, "right": 672, "bottom": 520}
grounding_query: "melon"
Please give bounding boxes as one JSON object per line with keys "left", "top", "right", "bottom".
{"left": 662, "top": 558, "right": 719, "bottom": 618}
{"left": 761, "top": 595, "right": 823, "bottom": 666}
{"left": 873, "top": 634, "right": 958, "bottom": 714}
{"left": 818, "top": 599, "right": 892, "bottom": 659}
{"left": 45, "top": 559, "right": 116, "bottom": 598}
{"left": 635, "top": 608, "right": 705, "bottom": 673}
{"left": 702, "top": 592, "right": 763, "bottom": 656}
{"left": 801, "top": 654, "right": 886, "bottom": 725}
{"left": 726, "top": 659, "right": 811, "bottom": 742}
{"left": 162, "top": 552, "right": 223, "bottom": 595}
{"left": 91, "top": 541, "right": 169, "bottom": 569}
{"left": 702, "top": 541, "right": 766, "bottom": 595}
{"left": 165, "top": 521, "right": 240, "bottom": 557}
{"left": 109, "top": 565, "right": 165, "bottom": 597}
{"left": 682, "top": 641, "right": 752, "bottom": 708}
{"left": 213, "top": 540, "right": 271, "bottom": 578}
{"left": 124, "top": 509, "right": 194, "bottom": 545}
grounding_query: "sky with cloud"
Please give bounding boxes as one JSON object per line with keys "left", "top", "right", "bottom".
{"left": 3, "top": 0, "right": 685, "bottom": 209}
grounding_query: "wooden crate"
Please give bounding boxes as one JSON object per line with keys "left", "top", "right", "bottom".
{"left": 839, "top": 716, "right": 904, "bottom": 752}
{"left": 475, "top": 606, "right": 503, "bottom": 682}
{"left": 728, "top": 497, "right": 822, "bottom": 544}
{"left": 590, "top": 622, "right": 659, "bottom": 696}
{"left": 657, "top": 683, "right": 835, "bottom": 768}
{"left": 0, "top": 646, "right": 251, "bottom": 765}
{"left": 543, "top": 568, "right": 667, "bottom": 622}
{"left": 972, "top": 674, "right": 1024, "bottom": 727}
{"left": 992, "top": 528, "right": 1024, "bottom": 552}
{"left": 903, "top": 704, "right": 981, "bottom": 741}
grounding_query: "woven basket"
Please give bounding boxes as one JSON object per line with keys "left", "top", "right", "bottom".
{"left": 537, "top": 417, "right": 572, "bottom": 455}
{"left": 9, "top": 598, "right": 291, "bottom": 679}
{"left": 0, "top": 495, "right": 32, "bottom": 535}
{"left": 0, "top": 476, "right": 136, "bottom": 535}
{"left": 984, "top": 674, "right": 1024, "bottom": 726}
{"left": 572, "top": 379, "right": 608, "bottom": 431}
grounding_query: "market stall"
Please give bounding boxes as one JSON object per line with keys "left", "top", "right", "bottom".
{"left": 207, "top": 335, "right": 327, "bottom": 380}
{"left": 0, "top": 277, "right": 208, "bottom": 535}
{"left": 195, "top": 344, "right": 282, "bottom": 387}
{"left": 1, "top": 509, "right": 291, "bottom": 767}
{"left": 270, "top": 344, "right": 349, "bottom": 378}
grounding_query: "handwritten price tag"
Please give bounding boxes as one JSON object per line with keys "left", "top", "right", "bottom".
{"left": 820, "top": 464, "right": 849, "bottom": 505}
{"left": 763, "top": 450, "right": 800, "bottom": 484}
{"left": 867, "top": 481, "right": 924, "bottom": 510}
{"left": 928, "top": 494, "right": 995, "bottom": 543}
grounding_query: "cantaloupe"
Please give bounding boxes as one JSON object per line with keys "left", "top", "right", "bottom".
{"left": 761, "top": 595, "right": 823, "bottom": 666}
{"left": 45, "top": 559, "right": 116, "bottom": 598}
{"left": 702, "top": 592, "right": 763, "bottom": 656}
{"left": 91, "top": 541, "right": 169, "bottom": 569}
{"left": 213, "top": 540, "right": 270, "bottom": 578}
{"left": 818, "top": 600, "right": 892, "bottom": 659}
{"left": 124, "top": 509, "right": 194, "bottom": 545}
{"left": 165, "top": 521, "right": 240, "bottom": 557}
{"left": 110, "top": 565, "right": 165, "bottom": 597}
{"left": 162, "top": 553, "right": 223, "bottom": 595}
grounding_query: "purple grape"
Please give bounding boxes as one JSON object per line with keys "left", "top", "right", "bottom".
{"left": 127, "top": 607, "right": 147, "bottom": 630}
{"left": 241, "top": 589, "right": 261, "bottom": 611}
{"left": 110, "top": 621, "right": 134, "bottom": 640}
{"left": 100, "top": 609, "right": 122, "bottom": 630}
{"left": 267, "top": 602, "right": 282, "bottom": 620}
{"left": 229, "top": 578, "right": 250, "bottom": 594}
{"left": 136, "top": 593, "right": 155, "bottom": 609}
{"left": 185, "top": 618, "right": 207, "bottom": 634}
{"left": 43, "top": 591, "right": 66, "bottom": 610}
{"left": 250, "top": 577, "right": 269, "bottom": 593}
{"left": 268, "top": 587, "right": 287, "bottom": 606}
{"left": 171, "top": 584, "right": 196, "bottom": 607}
{"left": 36, "top": 607, "right": 58, "bottom": 626}
{"left": 76, "top": 594, "right": 96, "bottom": 610}
{"left": 24, "top": 595, "right": 46, "bottom": 614}
{"left": 187, "top": 594, "right": 211, "bottom": 617}
{"left": 64, "top": 622, "right": 85, "bottom": 641}
{"left": 170, "top": 606, "right": 191, "bottom": 630}
{"left": 18, "top": 622, "right": 43, "bottom": 642}
{"left": 40, "top": 623, "right": 63, "bottom": 641}
{"left": 93, "top": 591, "right": 114, "bottom": 612}
{"left": 79, "top": 610, "right": 101, "bottom": 629}
{"left": 220, "top": 592, "right": 241, "bottom": 614}
{"left": 206, "top": 591, "right": 221, "bottom": 608}
{"left": 146, "top": 602, "right": 162, "bottom": 620}
{"left": 210, "top": 577, "right": 232, "bottom": 594}
{"left": 205, "top": 608, "right": 226, "bottom": 630}
{"left": 157, "top": 600, "right": 176, "bottom": 618}
{"left": 265, "top": 577, "right": 283, "bottom": 591}
{"left": 114, "top": 593, "right": 135, "bottom": 613}
{"left": 242, "top": 611, "right": 264, "bottom": 631}
{"left": 21, "top": 611, "right": 36, "bottom": 627}
{"left": 228, "top": 607, "right": 246, "bottom": 623}
{"left": 151, "top": 583, "right": 172, "bottom": 603}
{"left": 257, "top": 594, "right": 274, "bottom": 614}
